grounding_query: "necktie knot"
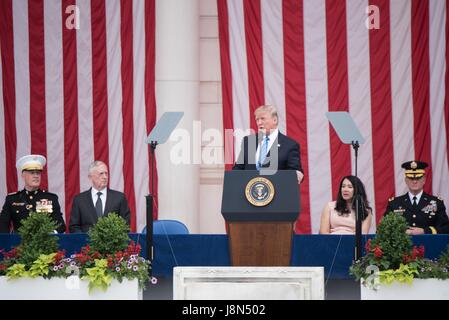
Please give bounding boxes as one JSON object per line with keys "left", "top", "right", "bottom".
{"left": 412, "top": 196, "right": 417, "bottom": 206}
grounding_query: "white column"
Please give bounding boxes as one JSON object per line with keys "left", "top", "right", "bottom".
{"left": 155, "top": 0, "right": 200, "bottom": 232}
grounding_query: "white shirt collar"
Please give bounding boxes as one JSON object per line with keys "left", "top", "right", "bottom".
{"left": 91, "top": 187, "right": 107, "bottom": 213}
{"left": 263, "top": 128, "right": 279, "bottom": 142}
{"left": 91, "top": 187, "right": 107, "bottom": 195}
{"left": 408, "top": 190, "right": 423, "bottom": 203}
{"left": 255, "top": 128, "right": 279, "bottom": 165}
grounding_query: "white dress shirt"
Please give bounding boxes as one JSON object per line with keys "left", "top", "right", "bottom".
{"left": 91, "top": 187, "right": 107, "bottom": 214}
{"left": 408, "top": 190, "right": 423, "bottom": 205}
{"left": 255, "top": 128, "right": 279, "bottom": 165}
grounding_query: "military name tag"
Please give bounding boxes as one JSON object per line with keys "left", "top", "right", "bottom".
{"left": 245, "top": 177, "right": 275, "bottom": 207}
{"left": 12, "top": 202, "right": 25, "bottom": 206}
{"left": 36, "top": 199, "right": 53, "bottom": 213}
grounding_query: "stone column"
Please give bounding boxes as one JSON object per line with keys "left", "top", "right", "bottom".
{"left": 155, "top": 0, "right": 200, "bottom": 232}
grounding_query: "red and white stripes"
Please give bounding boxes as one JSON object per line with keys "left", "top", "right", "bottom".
{"left": 0, "top": 0, "right": 157, "bottom": 232}
{"left": 218, "top": 0, "right": 449, "bottom": 233}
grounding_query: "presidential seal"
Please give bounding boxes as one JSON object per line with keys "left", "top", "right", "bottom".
{"left": 245, "top": 177, "right": 275, "bottom": 206}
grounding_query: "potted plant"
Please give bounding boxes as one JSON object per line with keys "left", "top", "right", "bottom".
{"left": 350, "top": 213, "right": 449, "bottom": 300}
{"left": 0, "top": 212, "right": 150, "bottom": 300}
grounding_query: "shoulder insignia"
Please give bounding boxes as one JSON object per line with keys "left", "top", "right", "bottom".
{"left": 437, "top": 196, "right": 444, "bottom": 202}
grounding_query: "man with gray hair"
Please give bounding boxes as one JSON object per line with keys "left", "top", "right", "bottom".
{"left": 69, "top": 160, "right": 130, "bottom": 233}
{"left": 233, "top": 105, "right": 304, "bottom": 183}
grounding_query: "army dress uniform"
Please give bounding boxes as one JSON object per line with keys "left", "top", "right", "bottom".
{"left": 0, "top": 189, "right": 66, "bottom": 233}
{"left": 385, "top": 194, "right": 449, "bottom": 234}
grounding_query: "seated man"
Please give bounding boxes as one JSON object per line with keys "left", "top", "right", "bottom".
{"left": 0, "top": 154, "right": 66, "bottom": 233}
{"left": 69, "top": 160, "right": 130, "bottom": 233}
{"left": 384, "top": 160, "right": 449, "bottom": 234}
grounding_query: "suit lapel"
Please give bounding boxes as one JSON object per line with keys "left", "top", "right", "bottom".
{"left": 402, "top": 194, "right": 414, "bottom": 212}
{"left": 85, "top": 189, "right": 98, "bottom": 221}
{"left": 103, "top": 189, "right": 111, "bottom": 216}
{"left": 403, "top": 193, "right": 425, "bottom": 214}
{"left": 417, "top": 193, "right": 429, "bottom": 211}
{"left": 264, "top": 132, "right": 282, "bottom": 163}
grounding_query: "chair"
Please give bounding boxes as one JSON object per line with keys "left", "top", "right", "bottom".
{"left": 141, "top": 219, "right": 189, "bottom": 235}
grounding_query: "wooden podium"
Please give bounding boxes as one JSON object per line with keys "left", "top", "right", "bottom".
{"left": 221, "top": 171, "right": 300, "bottom": 266}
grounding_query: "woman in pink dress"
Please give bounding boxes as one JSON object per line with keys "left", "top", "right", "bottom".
{"left": 319, "top": 175, "right": 372, "bottom": 234}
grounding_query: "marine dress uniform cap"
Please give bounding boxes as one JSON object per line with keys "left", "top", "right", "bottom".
{"left": 401, "top": 160, "right": 428, "bottom": 179}
{"left": 16, "top": 154, "right": 46, "bottom": 171}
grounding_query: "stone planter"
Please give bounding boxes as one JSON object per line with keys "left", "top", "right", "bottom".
{"left": 361, "top": 279, "right": 449, "bottom": 300}
{"left": 0, "top": 276, "right": 142, "bottom": 300}
{"left": 174, "top": 267, "right": 325, "bottom": 300}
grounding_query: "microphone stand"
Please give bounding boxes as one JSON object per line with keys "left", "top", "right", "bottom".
{"left": 352, "top": 140, "right": 362, "bottom": 261}
{"left": 146, "top": 141, "right": 158, "bottom": 277}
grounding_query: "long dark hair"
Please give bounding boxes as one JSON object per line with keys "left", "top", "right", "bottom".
{"left": 335, "top": 175, "right": 371, "bottom": 221}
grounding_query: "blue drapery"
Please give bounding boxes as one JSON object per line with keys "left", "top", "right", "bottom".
{"left": 1, "top": 234, "right": 448, "bottom": 279}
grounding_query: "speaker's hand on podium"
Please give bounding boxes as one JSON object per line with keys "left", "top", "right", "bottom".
{"left": 296, "top": 170, "right": 304, "bottom": 185}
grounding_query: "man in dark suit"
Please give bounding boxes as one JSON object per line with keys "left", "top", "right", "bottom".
{"left": 69, "top": 160, "right": 130, "bottom": 233}
{"left": 0, "top": 154, "right": 66, "bottom": 233}
{"left": 384, "top": 160, "right": 449, "bottom": 234}
{"left": 233, "top": 105, "right": 304, "bottom": 182}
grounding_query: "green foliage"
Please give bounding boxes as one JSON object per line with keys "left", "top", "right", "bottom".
{"left": 414, "top": 258, "right": 449, "bottom": 279}
{"left": 6, "top": 263, "right": 28, "bottom": 279}
{"left": 438, "top": 245, "right": 449, "bottom": 266}
{"left": 1, "top": 212, "right": 150, "bottom": 292}
{"left": 351, "top": 213, "right": 449, "bottom": 288}
{"left": 81, "top": 259, "right": 112, "bottom": 293}
{"left": 28, "top": 253, "right": 56, "bottom": 278}
{"left": 412, "top": 246, "right": 449, "bottom": 280}
{"left": 88, "top": 213, "right": 130, "bottom": 255}
{"left": 378, "top": 263, "right": 418, "bottom": 285}
{"left": 370, "top": 213, "right": 412, "bottom": 270}
{"left": 16, "top": 212, "right": 58, "bottom": 266}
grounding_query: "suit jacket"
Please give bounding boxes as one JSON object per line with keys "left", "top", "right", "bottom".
{"left": 233, "top": 132, "right": 303, "bottom": 172}
{"left": 69, "top": 188, "right": 131, "bottom": 233}
{"left": 0, "top": 189, "right": 66, "bottom": 233}
{"left": 384, "top": 193, "right": 449, "bottom": 234}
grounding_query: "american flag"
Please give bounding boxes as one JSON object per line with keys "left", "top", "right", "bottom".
{"left": 0, "top": 0, "right": 157, "bottom": 233}
{"left": 218, "top": 0, "right": 449, "bottom": 233}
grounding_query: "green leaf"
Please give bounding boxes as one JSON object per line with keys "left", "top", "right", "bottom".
{"left": 88, "top": 213, "right": 130, "bottom": 255}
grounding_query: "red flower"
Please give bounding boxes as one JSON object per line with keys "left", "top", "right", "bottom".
{"left": 126, "top": 241, "right": 142, "bottom": 255}
{"left": 403, "top": 253, "right": 411, "bottom": 264}
{"left": 417, "top": 245, "right": 425, "bottom": 258}
{"left": 365, "top": 239, "right": 372, "bottom": 253}
{"left": 115, "top": 251, "right": 123, "bottom": 260}
{"left": 81, "top": 245, "right": 91, "bottom": 254}
{"left": 411, "top": 245, "right": 425, "bottom": 260}
{"left": 1, "top": 248, "right": 18, "bottom": 260}
{"left": 54, "top": 250, "right": 66, "bottom": 262}
{"left": 106, "top": 257, "right": 114, "bottom": 268}
{"left": 0, "top": 264, "right": 6, "bottom": 271}
{"left": 75, "top": 253, "right": 89, "bottom": 264}
{"left": 373, "top": 245, "right": 383, "bottom": 258}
